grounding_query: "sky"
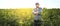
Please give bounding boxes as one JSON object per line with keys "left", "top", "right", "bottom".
{"left": 0, "top": 0, "right": 60, "bottom": 8}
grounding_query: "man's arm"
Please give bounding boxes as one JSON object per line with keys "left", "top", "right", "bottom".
{"left": 32, "top": 9, "right": 38, "bottom": 15}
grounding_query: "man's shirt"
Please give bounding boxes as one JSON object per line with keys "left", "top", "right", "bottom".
{"left": 32, "top": 7, "right": 42, "bottom": 20}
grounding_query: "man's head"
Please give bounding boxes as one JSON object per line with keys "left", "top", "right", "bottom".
{"left": 35, "top": 3, "right": 40, "bottom": 8}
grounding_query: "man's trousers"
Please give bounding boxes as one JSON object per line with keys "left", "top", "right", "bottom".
{"left": 33, "top": 20, "right": 42, "bottom": 26}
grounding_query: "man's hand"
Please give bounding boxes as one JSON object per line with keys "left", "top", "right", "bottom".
{"left": 34, "top": 11, "right": 38, "bottom": 15}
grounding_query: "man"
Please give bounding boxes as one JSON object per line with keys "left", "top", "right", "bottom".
{"left": 32, "top": 3, "right": 42, "bottom": 26}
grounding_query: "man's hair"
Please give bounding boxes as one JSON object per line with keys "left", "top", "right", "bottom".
{"left": 35, "top": 3, "right": 39, "bottom": 5}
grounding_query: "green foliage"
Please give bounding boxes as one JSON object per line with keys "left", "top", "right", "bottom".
{"left": 0, "top": 9, "right": 19, "bottom": 26}
{"left": 0, "top": 8, "right": 60, "bottom": 26}
{"left": 42, "top": 8, "right": 60, "bottom": 26}
{"left": 0, "top": 9, "right": 33, "bottom": 26}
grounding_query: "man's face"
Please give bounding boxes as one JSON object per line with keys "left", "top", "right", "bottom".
{"left": 36, "top": 4, "right": 39, "bottom": 8}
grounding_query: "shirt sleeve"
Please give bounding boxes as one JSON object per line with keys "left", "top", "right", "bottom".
{"left": 32, "top": 8, "right": 37, "bottom": 15}
{"left": 38, "top": 8, "right": 42, "bottom": 15}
